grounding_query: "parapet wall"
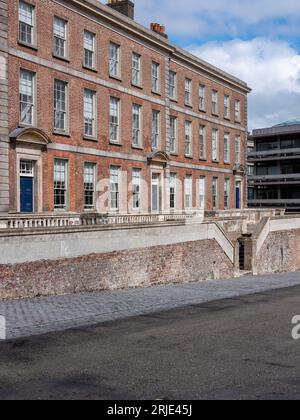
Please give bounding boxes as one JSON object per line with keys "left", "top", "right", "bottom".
{"left": 0, "top": 221, "right": 234, "bottom": 265}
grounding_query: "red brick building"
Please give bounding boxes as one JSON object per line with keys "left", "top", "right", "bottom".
{"left": 0, "top": 0, "right": 251, "bottom": 216}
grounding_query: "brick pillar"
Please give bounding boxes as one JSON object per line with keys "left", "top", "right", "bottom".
{"left": 0, "top": 0, "right": 9, "bottom": 213}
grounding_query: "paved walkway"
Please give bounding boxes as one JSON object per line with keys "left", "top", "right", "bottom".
{"left": 1, "top": 271, "right": 300, "bottom": 340}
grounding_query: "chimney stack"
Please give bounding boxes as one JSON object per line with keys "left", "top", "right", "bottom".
{"left": 107, "top": 0, "right": 135, "bottom": 20}
{"left": 150, "top": 23, "right": 168, "bottom": 39}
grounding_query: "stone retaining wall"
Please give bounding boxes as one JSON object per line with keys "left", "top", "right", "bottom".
{"left": 255, "top": 228, "right": 300, "bottom": 275}
{"left": 0, "top": 239, "right": 234, "bottom": 300}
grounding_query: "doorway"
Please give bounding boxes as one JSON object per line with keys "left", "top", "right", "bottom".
{"left": 235, "top": 181, "right": 241, "bottom": 209}
{"left": 20, "top": 160, "right": 34, "bottom": 213}
{"left": 151, "top": 173, "right": 161, "bottom": 212}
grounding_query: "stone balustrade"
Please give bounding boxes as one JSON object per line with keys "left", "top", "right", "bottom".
{"left": 0, "top": 214, "right": 82, "bottom": 230}
{"left": 0, "top": 211, "right": 203, "bottom": 230}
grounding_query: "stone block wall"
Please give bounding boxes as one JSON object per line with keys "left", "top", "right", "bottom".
{"left": 0, "top": 239, "right": 234, "bottom": 299}
{"left": 255, "top": 228, "right": 300, "bottom": 275}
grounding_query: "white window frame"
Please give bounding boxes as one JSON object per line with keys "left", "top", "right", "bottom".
{"left": 53, "top": 16, "right": 68, "bottom": 59}
{"left": 212, "top": 177, "right": 218, "bottom": 209}
{"left": 169, "top": 71, "right": 177, "bottom": 100}
{"left": 224, "top": 178, "right": 230, "bottom": 209}
{"left": 169, "top": 173, "right": 177, "bottom": 210}
{"left": 199, "top": 176, "right": 206, "bottom": 210}
{"left": 132, "top": 168, "right": 141, "bottom": 210}
{"left": 199, "top": 84, "right": 206, "bottom": 112}
{"left": 185, "top": 175, "right": 193, "bottom": 209}
{"left": 54, "top": 79, "right": 68, "bottom": 134}
{"left": 83, "top": 89, "right": 97, "bottom": 139}
{"left": 109, "top": 42, "right": 121, "bottom": 78}
{"left": 84, "top": 162, "right": 97, "bottom": 210}
{"left": 54, "top": 159, "right": 68, "bottom": 210}
{"left": 199, "top": 125, "right": 206, "bottom": 160}
{"left": 169, "top": 116, "right": 177, "bottom": 154}
{"left": 224, "top": 132, "right": 230, "bottom": 163}
{"left": 185, "top": 78, "right": 192, "bottom": 106}
{"left": 132, "top": 104, "right": 142, "bottom": 147}
{"left": 110, "top": 97, "right": 121, "bottom": 144}
{"left": 224, "top": 95, "right": 230, "bottom": 119}
{"left": 132, "top": 53, "right": 142, "bottom": 86}
{"left": 19, "top": 1, "right": 35, "bottom": 46}
{"left": 235, "top": 136, "right": 241, "bottom": 164}
{"left": 235, "top": 100, "right": 241, "bottom": 122}
{"left": 83, "top": 30, "right": 96, "bottom": 69}
{"left": 19, "top": 69, "right": 35, "bottom": 126}
{"left": 212, "top": 128, "right": 219, "bottom": 162}
{"left": 212, "top": 90, "right": 219, "bottom": 115}
{"left": 110, "top": 166, "right": 120, "bottom": 211}
{"left": 152, "top": 110, "right": 160, "bottom": 150}
{"left": 185, "top": 121, "right": 192, "bottom": 157}
{"left": 152, "top": 62, "right": 160, "bottom": 93}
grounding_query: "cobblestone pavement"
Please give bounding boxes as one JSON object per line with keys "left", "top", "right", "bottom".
{"left": 1, "top": 271, "right": 300, "bottom": 340}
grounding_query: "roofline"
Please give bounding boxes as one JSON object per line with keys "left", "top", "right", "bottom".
{"left": 62, "top": 0, "right": 251, "bottom": 94}
{"left": 250, "top": 124, "right": 300, "bottom": 139}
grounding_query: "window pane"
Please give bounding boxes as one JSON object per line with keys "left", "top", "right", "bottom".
{"left": 224, "top": 179, "right": 230, "bottom": 208}
{"left": 185, "top": 79, "right": 192, "bottom": 104}
{"left": 169, "top": 71, "right": 176, "bottom": 99}
{"left": 170, "top": 173, "right": 177, "bottom": 209}
{"left": 54, "top": 159, "right": 67, "bottom": 209}
{"left": 185, "top": 121, "right": 192, "bottom": 156}
{"left": 152, "top": 63, "right": 159, "bottom": 92}
{"left": 132, "top": 104, "right": 141, "bottom": 146}
{"left": 54, "top": 80, "right": 67, "bottom": 131}
{"left": 199, "top": 85, "right": 206, "bottom": 111}
{"left": 84, "top": 163, "right": 96, "bottom": 209}
{"left": 110, "top": 43, "right": 120, "bottom": 77}
{"left": 110, "top": 97, "right": 120, "bottom": 143}
{"left": 54, "top": 17, "right": 67, "bottom": 57}
{"left": 224, "top": 133, "right": 230, "bottom": 162}
{"left": 170, "top": 116, "right": 177, "bottom": 154}
{"left": 20, "top": 69, "right": 34, "bottom": 125}
{"left": 132, "top": 168, "right": 141, "bottom": 209}
{"left": 19, "top": 1, "right": 34, "bottom": 44}
{"left": 199, "top": 125, "right": 206, "bottom": 159}
{"left": 212, "top": 178, "right": 218, "bottom": 209}
{"left": 84, "top": 90, "right": 96, "bottom": 137}
{"left": 84, "top": 31, "right": 95, "bottom": 68}
{"left": 199, "top": 176, "right": 206, "bottom": 210}
{"left": 212, "top": 129, "right": 219, "bottom": 161}
{"left": 152, "top": 111, "right": 160, "bottom": 150}
{"left": 132, "top": 53, "right": 141, "bottom": 85}
{"left": 110, "top": 166, "right": 120, "bottom": 210}
{"left": 185, "top": 176, "right": 192, "bottom": 209}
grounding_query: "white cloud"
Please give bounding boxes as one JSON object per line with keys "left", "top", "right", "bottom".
{"left": 188, "top": 38, "right": 300, "bottom": 129}
{"left": 133, "top": 0, "right": 300, "bottom": 40}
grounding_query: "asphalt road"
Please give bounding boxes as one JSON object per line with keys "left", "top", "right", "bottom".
{"left": 1, "top": 285, "right": 300, "bottom": 400}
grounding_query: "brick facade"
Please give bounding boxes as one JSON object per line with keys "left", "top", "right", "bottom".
{"left": 2, "top": 0, "right": 251, "bottom": 215}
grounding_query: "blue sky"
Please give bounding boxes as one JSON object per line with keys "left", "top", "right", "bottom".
{"left": 102, "top": 0, "right": 300, "bottom": 130}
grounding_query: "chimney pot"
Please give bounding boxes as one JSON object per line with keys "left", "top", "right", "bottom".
{"left": 150, "top": 22, "right": 168, "bottom": 39}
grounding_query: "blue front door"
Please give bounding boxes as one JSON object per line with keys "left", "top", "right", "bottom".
{"left": 20, "top": 177, "right": 34, "bottom": 213}
{"left": 236, "top": 186, "right": 240, "bottom": 209}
